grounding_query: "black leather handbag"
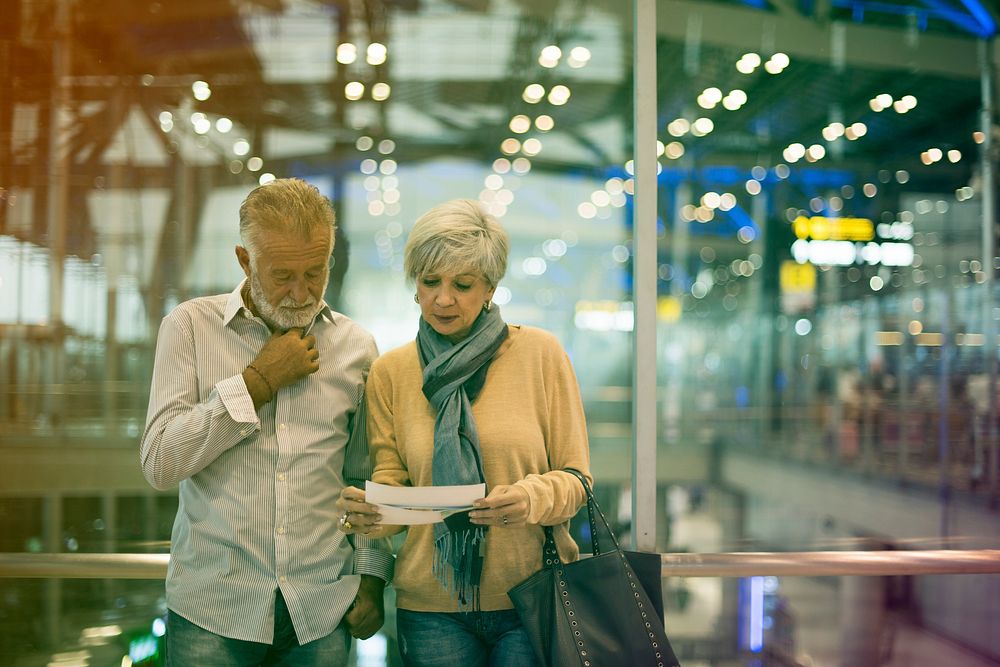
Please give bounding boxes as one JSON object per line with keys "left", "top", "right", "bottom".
{"left": 508, "top": 468, "right": 680, "bottom": 666}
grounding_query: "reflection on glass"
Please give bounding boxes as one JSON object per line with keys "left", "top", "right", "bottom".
{"left": 1, "top": 0, "right": 998, "bottom": 665}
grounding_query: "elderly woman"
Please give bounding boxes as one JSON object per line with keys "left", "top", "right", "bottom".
{"left": 336, "top": 199, "right": 591, "bottom": 665}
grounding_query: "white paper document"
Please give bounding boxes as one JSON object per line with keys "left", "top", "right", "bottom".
{"left": 375, "top": 505, "right": 445, "bottom": 525}
{"left": 365, "top": 481, "right": 486, "bottom": 525}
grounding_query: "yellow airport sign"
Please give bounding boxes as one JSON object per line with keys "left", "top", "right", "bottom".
{"left": 793, "top": 215, "right": 874, "bottom": 241}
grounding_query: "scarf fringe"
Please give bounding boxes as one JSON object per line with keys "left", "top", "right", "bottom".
{"left": 433, "top": 526, "right": 485, "bottom": 610}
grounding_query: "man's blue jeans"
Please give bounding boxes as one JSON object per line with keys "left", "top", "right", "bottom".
{"left": 396, "top": 608, "right": 539, "bottom": 666}
{"left": 166, "top": 590, "right": 350, "bottom": 667}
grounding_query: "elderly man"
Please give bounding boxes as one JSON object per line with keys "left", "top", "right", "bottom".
{"left": 140, "top": 177, "right": 391, "bottom": 666}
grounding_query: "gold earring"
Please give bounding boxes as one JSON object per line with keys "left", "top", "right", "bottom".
{"left": 414, "top": 293, "right": 419, "bottom": 304}
{"left": 483, "top": 301, "right": 491, "bottom": 312}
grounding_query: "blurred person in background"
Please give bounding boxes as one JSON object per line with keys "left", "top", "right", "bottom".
{"left": 336, "top": 199, "right": 591, "bottom": 666}
{"left": 140, "top": 178, "right": 392, "bottom": 666}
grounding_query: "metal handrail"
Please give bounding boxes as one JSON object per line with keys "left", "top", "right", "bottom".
{"left": 1, "top": 550, "right": 998, "bottom": 579}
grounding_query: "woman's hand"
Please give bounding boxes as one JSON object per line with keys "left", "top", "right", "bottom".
{"left": 469, "top": 484, "right": 531, "bottom": 527}
{"left": 336, "top": 486, "right": 405, "bottom": 539}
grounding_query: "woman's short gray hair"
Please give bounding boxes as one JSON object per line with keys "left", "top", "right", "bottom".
{"left": 239, "top": 178, "right": 336, "bottom": 257}
{"left": 404, "top": 199, "right": 509, "bottom": 287}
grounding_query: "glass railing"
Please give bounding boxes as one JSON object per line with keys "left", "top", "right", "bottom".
{"left": 2, "top": 551, "right": 999, "bottom": 667}
{"left": 3, "top": 549, "right": 1000, "bottom": 579}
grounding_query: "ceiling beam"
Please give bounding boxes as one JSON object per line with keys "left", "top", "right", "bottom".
{"left": 652, "top": 0, "right": 981, "bottom": 79}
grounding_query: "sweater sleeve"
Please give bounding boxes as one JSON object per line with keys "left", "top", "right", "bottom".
{"left": 367, "top": 358, "right": 412, "bottom": 488}
{"left": 514, "top": 335, "right": 592, "bottom": 526}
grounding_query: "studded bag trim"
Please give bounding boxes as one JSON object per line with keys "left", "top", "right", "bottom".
{"left": 540, "top": 468, "right": 672, "bottom": 667}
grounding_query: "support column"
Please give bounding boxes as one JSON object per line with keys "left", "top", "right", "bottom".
{"left": 662, "top": 181, "right": 691, "bottom": 447}
{"left": 101, "top": 491, "right": 118, "bottom": 603}
{"left": 46, "top": 0, "right": 72, "bottom": 434}
{"left": 979, "top": 39, "right": 998, "bottom": 501}
{"left": 631, "top": 0, "right": 658, "bottom": 553}
{"left": 143, "top": 493, "right": 159, "bottom": 547}
{"left": 43, "top": 493, "right": 62, "bottom": 648}
{"left": 104, "top": 91, "right": 128, "bottom": 439}
{"left": 749, "top": 188, "right": 769, "bottom": 450}
{"left": 838, "top": 576, "right": 886, "bottom": 667}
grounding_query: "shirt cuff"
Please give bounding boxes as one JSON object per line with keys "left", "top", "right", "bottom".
{"left": 351, "top": 535, "right": 395, "bottom": 583}
{"left": 216, "top": 373, "right": 260, "bottom": 424}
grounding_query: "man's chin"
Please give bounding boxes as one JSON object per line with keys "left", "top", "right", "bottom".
{"left": 273, "top": 310, "right": 317, "bottom": 330}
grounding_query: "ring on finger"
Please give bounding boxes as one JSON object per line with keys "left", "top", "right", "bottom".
{"left": 501, "top": 515, "right": 509, "bottom": 525}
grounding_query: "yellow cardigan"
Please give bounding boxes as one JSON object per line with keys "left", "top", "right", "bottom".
{"left": 367, "top": 324, "right": 592, "bottom": 611}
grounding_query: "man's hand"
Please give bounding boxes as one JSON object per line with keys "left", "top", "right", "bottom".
{"left": 252, "top": 328, "right": 320, "bottom": 391}
{"left": 344, "top": 575, "right": 385, "bottom": 640}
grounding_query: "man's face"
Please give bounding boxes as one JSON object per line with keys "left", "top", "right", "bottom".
{"left": 238, "top": 227, "right": 332, "bottom": 331}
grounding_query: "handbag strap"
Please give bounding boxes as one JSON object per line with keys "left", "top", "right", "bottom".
{"left": 544, "top": 469, "right": 675, "bottom": 667}
{"left": 563, "top": 467, "right": 622, "bottom": 554}
{"left": 541, "top": 467, "right": 622, "bottom": 566}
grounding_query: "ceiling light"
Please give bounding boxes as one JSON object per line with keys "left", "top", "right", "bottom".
{"left": 501, "top": 138, "right": 521, "bottom": 155}
{"left": 336, "top": 43, "right": 357, "bottom": 65}
{"left": 691, "top": 117, "right": 714, "bottom": 136}
{"left": 522, "top": 137, "right": 542, "bottom": 155}
{"left": 192, "top": 80, "right": 211, "bottom": 101}
{"left": 366, "top": 42, "right": 387, "bottom": 66}
{"left": 523, "top": 84, "right": 545, "bottom": 104}
{"left": 512, "top": 157, "right": 531, "bottom": 174}
{"left": 702, "top": 87, "right": 723, "bottom": 105}
{"left": 567, "top": 46, "right": 591, "bottom": 68}
{"left": 539, "top": 45, "right": 561, "bottom": 68}
{"left": 509, "top": 115, "right": 531, "bottom": 133}
{"left": 547, "top": 85, "right": 571, "bottom": 105}
{"left": 667, "top": 118, "right": 689, "bottom": 136}
{"left": 345, "top": 81, "right": 365, "bottom": 100}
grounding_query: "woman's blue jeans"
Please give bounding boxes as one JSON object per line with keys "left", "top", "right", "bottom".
{"left": 396, "top": 608, "right": 539, "bottom": 666}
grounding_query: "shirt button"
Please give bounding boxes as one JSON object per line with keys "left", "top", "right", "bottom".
{"left": 279, "top": 423, "right": 287, "bottom": 430}
{"left": 279, "top": 576, "right": 287, "bottom": 583}
{"left": 241, "top": 429, "right": 250, "bottom": 436}
{"left": 277, "top": 526, "right": 286, "bottom": 535}
{"left": 277, "top": 473, "right": 286, "bottom": 482}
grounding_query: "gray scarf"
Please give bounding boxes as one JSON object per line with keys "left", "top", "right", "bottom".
{"left": 417, "top": 304, "right": 508, "bottom": 607}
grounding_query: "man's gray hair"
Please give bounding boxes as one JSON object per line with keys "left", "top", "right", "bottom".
{"left": 239, "top": 178, "right": 336, "bottom": 257}
{"left": 404, "top": 199, "right": 509, "bottom": 287}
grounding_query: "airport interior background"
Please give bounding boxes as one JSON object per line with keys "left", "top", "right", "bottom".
{"left": 2, "top": 0, "right": 1000, "bottom": 665}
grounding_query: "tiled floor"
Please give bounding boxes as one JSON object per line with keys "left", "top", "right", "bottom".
{"left": 783, "top": 577, "right": 999, "bottom": 667}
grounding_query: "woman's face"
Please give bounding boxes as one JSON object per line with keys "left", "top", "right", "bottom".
{"left": 416, "top": 269, "right": 495, "bottom": 343}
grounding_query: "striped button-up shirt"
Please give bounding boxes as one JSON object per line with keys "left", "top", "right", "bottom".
{"left": 140, "top": 281, "right": 393, "bottom": 644}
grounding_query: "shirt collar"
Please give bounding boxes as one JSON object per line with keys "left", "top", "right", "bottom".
{"left": 223, "top": 279, "right": 335, "bottom": 330}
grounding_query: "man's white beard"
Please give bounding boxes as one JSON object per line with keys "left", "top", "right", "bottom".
{"left": 248, "top": 272, "right": 326, "bottom": 330}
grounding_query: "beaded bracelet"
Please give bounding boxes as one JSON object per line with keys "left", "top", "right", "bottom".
{"left": 246, "top": 363, "right": 275, "bottom": 401}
